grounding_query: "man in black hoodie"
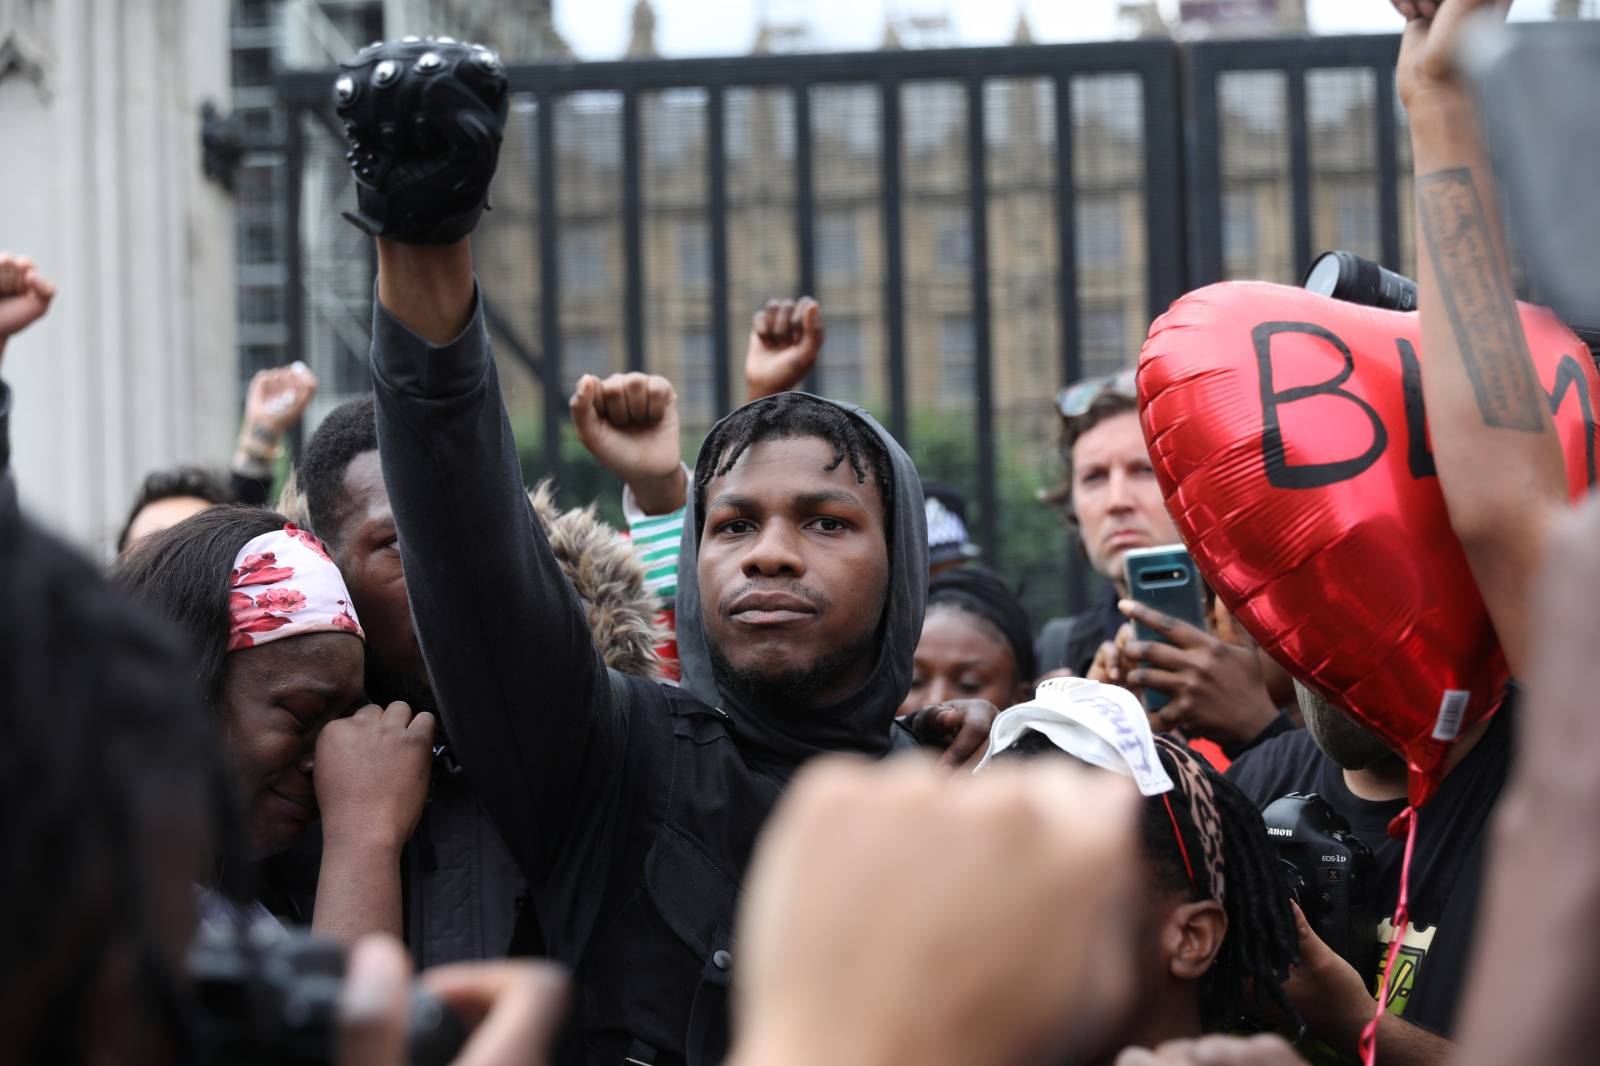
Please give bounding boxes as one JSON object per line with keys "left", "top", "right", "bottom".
{"left": 339, "top": 37, "right": 973, "bottom": 1066}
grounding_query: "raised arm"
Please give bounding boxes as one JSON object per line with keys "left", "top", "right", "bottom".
{"left": 570, "top": 370, "right": 687, "bottom": 516}
{"left": 231, "top": 361, "right": 317, "bottom": 505}
{"left": 341, "top": 40, "right": 628, "bottom": 891}
{"left": 369, "top": 235, "right": 626, "bottom": 887}
{"left": 1399, "top": 0, "right": 1565, "bottom": 675}
{"left": 0, "top": 252, "right": 56, "bottom": 480}
{"left": 571, "top": 372, "right": 689, "bottom": 679}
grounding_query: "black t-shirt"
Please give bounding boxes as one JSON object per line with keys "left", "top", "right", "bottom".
{"left": 1227, "top": 692, "right": 1515, "bottom": 1038}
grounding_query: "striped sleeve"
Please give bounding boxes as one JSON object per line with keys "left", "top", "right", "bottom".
{"left": 623, "top": 500, "right": 684, "bottom": 609}
{"left": 622, "top": 471, "right": 689, "bottom": 685}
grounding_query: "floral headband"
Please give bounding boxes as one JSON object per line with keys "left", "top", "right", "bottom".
{"left": 228, "top": 525, "right": 363, "bottom": 652}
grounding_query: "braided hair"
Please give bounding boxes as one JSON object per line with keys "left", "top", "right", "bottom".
{"left": 1000, "top": 731, "right": 1299, "bottom": 1032}
{"left": 1146, "top": 739, "right": 1299, "bottom": 1030}
{"left": 693, "top": 393, "right": 894, "bottom": 532}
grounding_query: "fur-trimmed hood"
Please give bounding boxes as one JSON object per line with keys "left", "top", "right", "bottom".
{"left": 528, "top": 479, "right": 664, "bottom": 680}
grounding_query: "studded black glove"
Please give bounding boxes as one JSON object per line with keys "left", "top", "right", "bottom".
{"left": 333, "top": 37, "right": 509, "bottom": 245}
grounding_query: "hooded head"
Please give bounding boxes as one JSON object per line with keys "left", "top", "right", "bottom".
{"left": 676, "top": 393, "right": 927, "bottom": 765}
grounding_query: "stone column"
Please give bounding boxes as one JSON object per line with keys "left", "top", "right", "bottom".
{"left": 0, "top": 0, "right": 235, "bottom": 554}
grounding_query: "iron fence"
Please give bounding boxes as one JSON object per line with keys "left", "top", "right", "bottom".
{"left": 273, "top": 33, "right": 1406, "bottom": 622}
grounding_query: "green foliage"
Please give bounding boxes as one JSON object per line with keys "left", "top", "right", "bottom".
{"left": 891, "top": 411, "right": 1094, "bottom": 630}
{"left": 509, "top": 413, "right": 629, "bottom": 531}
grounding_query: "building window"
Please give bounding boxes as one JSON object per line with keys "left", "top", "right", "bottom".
{"left": 238, "top": 285, "right": 283, "bottom": 326}
{"left": 936, "top": 212, "right": 973, "bottom": 275}
{"left": 939, "top": 315, "right": 975, "bottom": 403}
{"left": 681, "top": 328, "right": 715, "bottom": 421}
{"left": 823, "top": 317, "right": 864, "bottom": 399}
{"left": 564, "top": 331, "right": 611, "bottom": 390}
{"left": 241, "top": 344, "right": 286, "bottom": 379}
{"left": 678, "top": 226, "right": 709, "bottom": 287}
{"left": 232, "top": 46, "right": 274, "bottom": 90}
{"left": 237, "top": 106, "right": 282, "bottom": 141}
{"left": 233, "top": 0, "right": 277, "bottom": 29}
{"left": 1223, "top": 190, "right": 1259, "bottom": 263}
{"left": 816, "top": 212, "right": 860, "bottom": 280}
{"left": 1334, "top": 188, "right": 1379, "bottom": 256}
{"left": 562, "top": 226, "right": 610, "bottom": 293}
{"left": 240, "top": 221, "right": 280, "bottom": 265}
{"left": 1075, "top": 198, "right": 1123, "bottom": 267}
{"left": 1079, "top": 309, "right": 1128, "bottom": 378}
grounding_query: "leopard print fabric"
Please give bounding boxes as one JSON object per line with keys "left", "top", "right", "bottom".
{"left": 1154, "top": 735, "right": 1226, "bottom": 905}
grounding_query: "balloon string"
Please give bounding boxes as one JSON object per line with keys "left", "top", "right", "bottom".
{"left": 1359, "top": 805, "right": 1418, "bottom": 1066}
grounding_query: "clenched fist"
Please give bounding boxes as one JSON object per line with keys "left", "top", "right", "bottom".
{"left": 334, "top": 38, "right": 509, "bottom": 244}
{"left": 745, "top": 297, "right": 824, "bottom": 402}
{"left": 0, "top": 251, "right": 55, "bottom": 362}
{"left": 314, "top": 701, "right": 436, "bottom": 853}
{"left": 243, "top": 361, "right": 319, "bottom": 440}
{"left": 1392, "top": 0, "right": 1511, "bottom": 110}
{"left": 570, "top": 372, "right": 686, "bottom": 515}
{"left": 731, "top": 758, "right": 1140, "bottom": 1066}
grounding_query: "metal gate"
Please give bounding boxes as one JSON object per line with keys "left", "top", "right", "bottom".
{"left": 272, "top": 32, "right": 1407, "bottom": 621}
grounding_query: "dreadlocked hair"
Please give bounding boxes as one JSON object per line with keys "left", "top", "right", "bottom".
{"left": 1146, "top": 740, "right": 1300, "bottom": 1032}
{"left": 996, "top": 732, "right": 1299, "bottom": 1033}
{"left": 693, "top": 393, "right": 894, "bottom": 530}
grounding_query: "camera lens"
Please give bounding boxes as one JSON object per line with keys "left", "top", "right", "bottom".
{"left": 1303, "top": 250, "right": 1419, "bottom": 312}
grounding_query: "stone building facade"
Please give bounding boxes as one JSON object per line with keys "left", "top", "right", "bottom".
{"left": 0, "top": 0, "right": 237, "bottom": 550}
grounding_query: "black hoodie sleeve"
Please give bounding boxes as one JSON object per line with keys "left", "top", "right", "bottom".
{"left": 368, "top": 290, "right": 630, "bottom": 895}
{"left": 0, "top": 381, "right": 16, "bottom": 514}
{"left": 0, "top": 380, "right": 12, "bottom": 477}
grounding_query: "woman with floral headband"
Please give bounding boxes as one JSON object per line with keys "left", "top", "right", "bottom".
{"left": 117, "top": 504, "right": 435, "bottom": 947}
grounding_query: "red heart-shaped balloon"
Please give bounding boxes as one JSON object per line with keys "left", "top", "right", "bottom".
{"left": 1139, "top": 282, "right": 1597, "bottom": 807}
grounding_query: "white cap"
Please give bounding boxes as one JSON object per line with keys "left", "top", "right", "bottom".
{"left": 974, "top": 677, "right": 1174, "bottom": 797}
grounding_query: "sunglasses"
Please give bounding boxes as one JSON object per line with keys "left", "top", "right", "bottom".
{"left": 1055, "top": 366, "right": 1137, "bottom": 418}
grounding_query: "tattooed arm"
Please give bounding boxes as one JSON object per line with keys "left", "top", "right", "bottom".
{"left": 1399, "top": 0, "right": 1563, "bottom": 676}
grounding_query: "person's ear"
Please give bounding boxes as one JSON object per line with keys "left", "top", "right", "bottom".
{"left": 1162, "top": 899, "right": 1227, "bottom": 981}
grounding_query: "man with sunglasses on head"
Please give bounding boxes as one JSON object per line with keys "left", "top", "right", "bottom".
{"left": 1038, "top": 371, "right": 1292, "bottom": 762}
{"left": 1038, "top": 369, "right": 1179, "bottom": 678}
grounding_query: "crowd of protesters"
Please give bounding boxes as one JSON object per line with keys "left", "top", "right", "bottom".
{"left": 3, "top": 1, "right": 1598, "bottom": 1064}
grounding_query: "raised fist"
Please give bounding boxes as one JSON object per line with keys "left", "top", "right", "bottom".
{"left": 333, "top": 37, "right": 509, "bottom": 245}
{"left": 745, "top": 297, "right": 824, "bottom": 402}
{"left": 1392, "top": 0, "right": 1510, "bottom": 109}
{"left": 570, "top": 372, "right": 686, "bottom": 515}
{"left": 243, "top": 361, "right": 318, "bottom": 440}
{"left": 0, "top": 251, "right": 55, "bottom": 359}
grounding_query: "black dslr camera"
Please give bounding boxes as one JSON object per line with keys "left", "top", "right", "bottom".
{"left": 187, "top": 922, "right": 465, "bottom": 1065}
{"left": 1262, "top": 792, "right": 1378, "bottom": 979}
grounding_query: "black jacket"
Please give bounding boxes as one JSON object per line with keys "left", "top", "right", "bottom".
{"left": 1036, "top": 589, "right": 1122, "bottom": 677}
{"left": 369, "top": 292, "right": 927, "bottom": 1066}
